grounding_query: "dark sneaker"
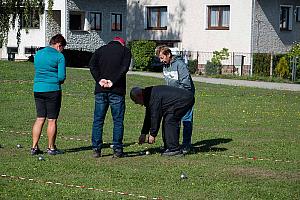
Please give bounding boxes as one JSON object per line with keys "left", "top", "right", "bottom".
{"left": 92, "top": 149, "right": 101, "bottom": 158}
{"left": 47, "top": 146, "right": 64, "bottom": 155}
{"left": 182, "top": 146, "right": 192, "bottom": 155}
{"left": 161, "top": 149, "right": 183, "bottom": 156}
{"left": 31, "top": 147, "right": 43, "bottom": 155}
{"left": 112, "top": 149, "right": 125, "bottom": 158}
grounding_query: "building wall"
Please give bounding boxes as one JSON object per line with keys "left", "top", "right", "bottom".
{"left": 1, "top": 0, "right": 66, "bottom": 60}
{"left": 252, "top": 0, "right": 300, "bottom": 53}
{"left": 127, "top": 0, "right": 253, "bottom": 54}
{"left": 127, "top": 0, "right": 183, "bottom": 43}
{"left": 46, "top": 0, "right": 67, "bottom": 44}
{"left": 66, "top": 0, "right": 127, "bottom": 52}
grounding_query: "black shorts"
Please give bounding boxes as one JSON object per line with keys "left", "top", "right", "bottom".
{"left": 34, "top": 91, "right": 62, "bottom": 119}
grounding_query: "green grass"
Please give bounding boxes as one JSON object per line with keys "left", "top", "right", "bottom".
{"left": 204, "top": 74, "right": 300, "bottom": 84}
{"left": 0, "top": 61, "right": 299, "bottom": 199}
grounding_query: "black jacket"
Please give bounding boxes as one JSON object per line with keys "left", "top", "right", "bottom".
{"left": 141, "top": 85, "right": 195, "bottom": 137}
{"left": 89, "top": 41, "right": 132, "bottom": 96}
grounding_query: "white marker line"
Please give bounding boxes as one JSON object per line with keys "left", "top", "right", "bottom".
{"left": 3, "top": 128, "right": 298, "bottom": 164}
{"left": 1, "top": 174, "right": 165, "bottom": 199}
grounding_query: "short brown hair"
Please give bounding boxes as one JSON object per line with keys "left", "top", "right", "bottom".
{"left": 155, "top": 45, "right": 172, "bottom": 57}
{"left": 49, "top": 34, "right": 67, "bottom": 47}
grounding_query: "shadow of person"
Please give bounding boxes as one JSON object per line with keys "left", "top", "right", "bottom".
{"left": 124, "top": 146, "right": 163, "bottom": 158}
{"left": 191, "top": 138, "right": 233, "bottom": 153}
{"left": 65, "top": 142, "right": 136, "bottom": 153}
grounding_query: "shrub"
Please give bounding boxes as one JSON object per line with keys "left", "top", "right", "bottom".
{"left": 275, "top": 57, "right": 289, "bottom": 78}
{"left": 188, "top": 59, "right": 198, "bottom": 74}
{"left": 130, "top": 40, "right": 156, "bottom": 71}
{"left": 286, "top": 42, "right": 300, "bottom": 79}
{"left": 205, "top": 61, "right": 218, "bottom": 75}
{"left": 253, "top": 53, "right": 271, "bottom": 76}
{"left": 211, "top": 48, "right": 229, "bottom": 74}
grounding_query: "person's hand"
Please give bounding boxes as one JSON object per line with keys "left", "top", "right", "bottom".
{"left": 99, "top": 79, "right": 107, "bottom": 87}
{"left": 148, "top": 135, "right": 155, "bottom": 144}
{"left": 106, "top": 80, "right": 113, "bottom": 88}
{"left": 138, "top": 134, "right": 147, "bottom": 144}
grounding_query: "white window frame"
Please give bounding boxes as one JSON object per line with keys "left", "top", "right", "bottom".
{"left": 206, "top": 5, "right": 230, "bottom": 30}
{"left": 280, "top": 5, "right": 293, "bottom": 31}
{"left": 296, "top": 6, "right": 300, "bottom": 22}
{"left": 143, "top": 5, "right": 168, "bottom": 30}
{"left": 69, "top": 11, "right": 85, "bottom": 31}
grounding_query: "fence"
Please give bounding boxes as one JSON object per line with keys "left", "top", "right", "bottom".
{"left": 185, "top": 51, "right": 252, "bottom": 75}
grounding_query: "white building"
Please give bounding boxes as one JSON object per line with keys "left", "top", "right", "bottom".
{"left": 1, "top": 0, "right": 299, "bottom": 74}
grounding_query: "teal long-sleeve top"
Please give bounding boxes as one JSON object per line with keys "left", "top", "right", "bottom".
{"left": 33, "top": 46, "right": 66, "bottom": 92}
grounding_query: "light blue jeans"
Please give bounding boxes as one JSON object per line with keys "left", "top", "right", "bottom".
{"left": 92, "top": 93, "right": 125, "bottom": 152}
{"left": 181, "top": 107, "right": 193, "bottom": 147}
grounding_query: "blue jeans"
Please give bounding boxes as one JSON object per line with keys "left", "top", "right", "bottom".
{"left": 181, "top": 107, "right": 193, "bottom": 147}
{"left": 92, "top": 92, "right": 125, "bottom": 151}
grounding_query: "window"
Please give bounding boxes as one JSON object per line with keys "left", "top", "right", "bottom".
{"left": 25, "top": 46, "right": 39, "bottom": 54}
{"left": 70, "top": 11, "right": 85, "bottom": 30}
{"left": 146, "top": 6, "right": 167, "bottom": 30}
{"left": 21, "top": 10, "right": 40, "bottom": 29}
{"left": 7, "top": 47, "right": 18, "bottom": 54}
{"left": 90, "top": 12, "right": 102, "bottom": 31}
{"left": 207, "top": 5, "right": 230, "bottom": 30}
{"left": 111, "top": 13, "right": 122, "bottom": 31}
{"left": 280, "top": 5, "right": 293, "bottom": 30}
{"left": 296, "top": 7, "right": 300, "bottom": 22}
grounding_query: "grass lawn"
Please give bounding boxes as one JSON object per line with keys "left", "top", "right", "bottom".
{"left": 0, "top": 61, "right": 299, "bottom": 199}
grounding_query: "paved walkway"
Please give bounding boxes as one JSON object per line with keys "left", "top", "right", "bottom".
{"left": 128, "top": 71, "right": 300, "bottom": 92}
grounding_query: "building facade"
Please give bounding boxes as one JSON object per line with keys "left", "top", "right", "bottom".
{"left": 1, "top": 0, "right": 299, "bottom": 72}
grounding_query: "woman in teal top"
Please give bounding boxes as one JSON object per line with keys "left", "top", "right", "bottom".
{"left": 31, "top": 34, "right": 67, "bottom": 156}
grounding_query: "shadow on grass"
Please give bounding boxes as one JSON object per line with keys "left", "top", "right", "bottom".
{"left": 191, "top": 138, "right": 233, "bottom": 153}
{"left": 64, "top": 138, "right": 232, "bottom": 157}
{"left": 65, "top": 142, "right": 136, "bottom": 153}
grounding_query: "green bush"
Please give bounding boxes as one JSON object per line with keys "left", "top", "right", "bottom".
{"left": 188, "top": 59, "right": 198, "bottom": 74}
{"left": 253, "top": 53, "right": 271, "bottom": 76}
{"left": 275, "top": 57, "right": 289, "bottom": 78}
{"left": 130, "top": 40, "right": 156, "bottom": 71}
{"left": 211, "top": 48, "right": 229, "bottom": 74}
{"left": 286, "top": 42, "right": 300, "bottom": 79}
{"left": 205, "top": 61, "right": 218, "bottom": 75}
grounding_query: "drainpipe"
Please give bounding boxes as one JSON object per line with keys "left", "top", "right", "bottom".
{"left": 249, "top": 0, "right": 256, "bottom": 77}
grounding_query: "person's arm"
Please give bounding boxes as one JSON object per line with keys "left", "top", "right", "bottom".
{"left": 139, "top": 108, "right": 151, "bottom": 144}
{"left": 58, "top": 55, "right": 66, "bottom": 84}
{"left": 109, "top": 48, "right": 132, "bottom": 85}
{"left": 148, "top": 97, "right": 162, "bottom": 137}
{"left": 177, "top": 62, "right": 193, "bottom": 91}
{"left": 89, "top": 49, "right": 101, "bottom": 82}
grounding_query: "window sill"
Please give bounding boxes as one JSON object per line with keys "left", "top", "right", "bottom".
{"left": 145, "top": 27, "right": 167, "bottom": 30}
{"left": 206, "top": 27, "right": 229, "bottom": 30}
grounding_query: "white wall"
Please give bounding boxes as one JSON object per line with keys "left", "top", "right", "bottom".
{"left": 1, "top": 0, "right": 66, "bottom": 60}
{"left": 127, "top": 0, "right": 253, "bottom": 54}
{"left": 182, "top": 0, "right": 253, "bottom": 53}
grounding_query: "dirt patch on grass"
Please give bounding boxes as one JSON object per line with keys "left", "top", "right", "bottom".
{"left": 230, "top": 166, "right": 300, "bottom": 181}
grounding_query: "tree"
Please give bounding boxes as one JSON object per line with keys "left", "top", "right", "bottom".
{"left": 275, "top": 57, "right": 289, "bottom": 78}
{"left": 0, "top": 0, "right": 53, "bottom": 46}
{"left": 211, "top": 48, "right": 229, "bottom": 74}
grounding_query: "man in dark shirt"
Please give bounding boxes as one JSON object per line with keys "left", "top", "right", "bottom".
{"left": 89, "top": 37, "right": 132, "bottom": 158}
{"left": 130, "top": 85, "right": 195, "bottom": 156}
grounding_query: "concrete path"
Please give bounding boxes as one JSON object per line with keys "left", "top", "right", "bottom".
{"left": 128, "top": 71, "right": 300, "bottom": 92}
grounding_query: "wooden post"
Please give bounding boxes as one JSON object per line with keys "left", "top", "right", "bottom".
{"left": 270, "top": 53, "right": 273, "bottom": 77}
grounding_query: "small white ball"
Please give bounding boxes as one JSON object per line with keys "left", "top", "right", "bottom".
{"left": 145, "top": 151, "right": 150, "bottom": 155}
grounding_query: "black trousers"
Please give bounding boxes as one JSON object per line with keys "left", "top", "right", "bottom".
{"left": 162, "top": 113, "right": 181, "bottom": 150}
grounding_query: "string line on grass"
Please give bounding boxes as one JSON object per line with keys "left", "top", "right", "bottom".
{"left": 1, "top": 174, "right": 164, "bottom": 200}
{"left": 205, "top": 153, "right": 297, "bottom": 164}
{"left": 1, "top": 128, "right": 298, "bottom": 164}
